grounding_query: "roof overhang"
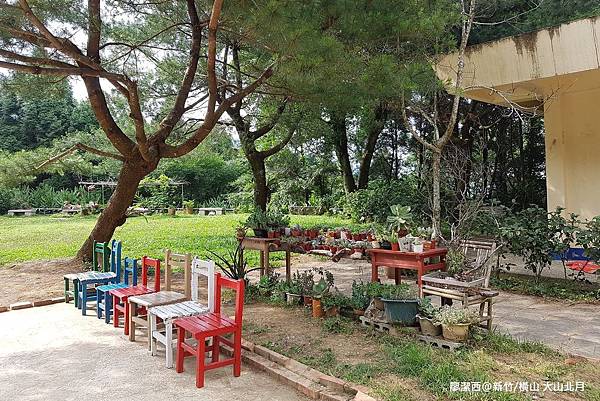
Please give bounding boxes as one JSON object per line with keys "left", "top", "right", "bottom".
{"left": 435, "top": 16, "right": 600, "bottom": 111}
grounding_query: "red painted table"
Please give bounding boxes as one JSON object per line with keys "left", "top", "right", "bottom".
{"left": 367, "top": 248, "right": 448, "bottom": 295}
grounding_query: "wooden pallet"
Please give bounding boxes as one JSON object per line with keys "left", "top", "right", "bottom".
{"left": 417, "top": 334, "right": 464, "bottom": 351}
{"left": 359, "top": 316, "right": 397, "bottom": 335}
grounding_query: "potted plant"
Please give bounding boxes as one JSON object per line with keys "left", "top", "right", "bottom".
{"left": 321, "top": 291, "right": 349, "bottom": 317}
{"left": 167, "top": 204, "right": 176, "bottom": 216}
{"left": 416, "top": 298, "right": 442, "bottom": 336}
{"left": 380, "top": 284, "right": 419, "bottom": 325}
{"left": 412, "top": 238, "right": 424, "bottom": 253}
{"left": 366, "top": 282, "right": 385, "bottom": 310}
{"left": 235, "top": 226, "right": 247, "bottom": 239}
{"left": 387, "top": 205, "right": 413, "bottom": 238}
{"left": 435, "top": 306, "right": 480, "bottom": 342}
{"left": 391, "top": 233, "right": 400, "bottom": 251}
{"left": 183, "top": 200, "right": 194, "bottom": 214}
{"left": 351, "top": 280, "right": 371, "bottom": 316}
{"left": 244, "top": 209, "right": 270, "bottom": 238}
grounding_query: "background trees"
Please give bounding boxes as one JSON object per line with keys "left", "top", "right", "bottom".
{"left": 1, "top": 0, "right": 598, "bottom": 252}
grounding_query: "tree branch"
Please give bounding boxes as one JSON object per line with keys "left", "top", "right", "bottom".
{"left": 251, "top": 98, "right": 289, "bottom": 140}
{"left": 35, "top": 143, "right": 125, "bottom": 171}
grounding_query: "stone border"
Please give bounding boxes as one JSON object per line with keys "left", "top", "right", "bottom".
{"left": 238, "top": 339, "right": 377, "bottom": 401}
{"left": 1, "top": 296, "right": 70, "bottom": 313}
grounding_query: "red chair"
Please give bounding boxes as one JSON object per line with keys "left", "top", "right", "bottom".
{"left": 110, "top": 256, "right": 161, "bottom": 335}
{"left": 174, "top": 273, "right": 244, "bottom": 388}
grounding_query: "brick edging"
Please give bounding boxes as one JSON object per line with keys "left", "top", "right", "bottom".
{"left": 1, "top": 296, "right": 70, "bottom": 313}
{"left": 239, "top": 339, "right": 378, "bottom": 401}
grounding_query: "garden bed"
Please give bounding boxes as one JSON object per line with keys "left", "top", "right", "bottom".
{"left": 242, "top": 300, "right": 600, "bottom": 401}
{"left": 490, "top": 272, "right": 600, "bottom": 304}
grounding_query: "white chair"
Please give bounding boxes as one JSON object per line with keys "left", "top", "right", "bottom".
{"left": 148, "top": 257, "right": 215, "bottom": 368}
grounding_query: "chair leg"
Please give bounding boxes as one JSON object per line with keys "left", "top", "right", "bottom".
{"left": 233, "top": 328, "right": 242, "bottom": 377}
{"left": 73, "top": 280, "right": 79, "bottom": 309}
{"left": 81, "top": 283, "right": 87, "bottom": 315}
{"left": 196, "top": 335, "right": 206, "bottom": 388}
{"left": 487, "top": 299, "right": 493, "bottom": 330}
{"left": 104, "top": 293, "right": 112, "bottom": 324}
{"left": 165, "top": 321, "right": 173, "bottom": 368}
{"left": 113, "top": 295, "right": 120, "bottom": 328}
{"left": 175, "top": 327, "right": 185, "bottom": 373}
{"left": 64, "top": 278, "right": 69, "bottom": 303}
{"left": 211, "top": 335, "right": 219, "bottom": 363}
{"left": 96, "top": 289, "right": 102, "bottom": 319}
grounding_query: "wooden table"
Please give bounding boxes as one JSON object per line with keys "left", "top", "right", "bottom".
{"left": 367, "top": 248, "right": 448, "bottom": 296}
{"left": 239, "top": 237, "right": 291, "bottom": 281}
{"left": 128, "top": 291, "right": 187, "bottom": 350}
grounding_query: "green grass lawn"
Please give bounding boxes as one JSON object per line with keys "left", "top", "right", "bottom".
{"left": 0, "top": 213, "right": 360, "bottom": 266}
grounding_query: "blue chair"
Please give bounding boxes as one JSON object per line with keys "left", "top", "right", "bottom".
{"left": 78, "top": 239, "right": 120, "bottom": 315}
{"left": 96, "top": 254, "right": 138, "bottom": 323}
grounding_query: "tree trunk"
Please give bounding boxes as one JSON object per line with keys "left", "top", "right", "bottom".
{"left": 330, "top": 114, "right": 356, "bottom": 193}
{"left": 76, "top": 160, "right": 151, "bottom": 261}
{"left": 431, "top": 151, "right": 442, "bottom": 239}
{"left": 248, "top": 152, "right": 269, "bottom": 211}
{"left": 357, "top": 105, "right": 386, "bottom": 189}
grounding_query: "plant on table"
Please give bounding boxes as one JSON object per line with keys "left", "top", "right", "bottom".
{"left": 387, "top": 205, "right": 413, "bottom": 237}
{"left": 244, "top": 208, "right": 271, "bottom": 237}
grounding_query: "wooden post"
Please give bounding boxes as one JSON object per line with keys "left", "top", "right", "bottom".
{"left": 184, "top": 253, "right": 191, "bottom": 300}
{"left": 165, "top": 249, "right": 172, "bottom": 291}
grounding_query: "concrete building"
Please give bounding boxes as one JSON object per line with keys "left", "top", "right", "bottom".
{"left": 436, "top": 16, "right": 600, "bottom": 220}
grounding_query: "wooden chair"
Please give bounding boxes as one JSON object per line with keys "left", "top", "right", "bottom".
{"left": 126, "top": 251, "right": 191, "bottom": 349}
{"left": 96, "top": 254, "right": 138, "bottom": 323}
{"left": 422, "top": 239, "right": 499, "bottom": 329}
{"left": 63, "top": 240, "right": 113, "bottom": 308}
{"left": 149, "top": 257, "right": 215, "bottom": 368}
{"left": 110, "top": 256, "right": 161, "bottom": 335}
{"left": 77, "top": 239, "right": 124, "bottom": 315}
{"left": 174, "top": 273, "right": 245, "bottom": 388}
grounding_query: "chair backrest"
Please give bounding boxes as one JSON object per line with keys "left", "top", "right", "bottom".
{"left": 123, "top": 257, "right": 138, "bottom": 286}
{"left": 141, "top": 256, "right": 161, "bottom": 292}
{"left": 458, "top": 239, "right": 498, "bottom": 287}
{"left": 191, "top": 257, "right": 215, "bottom": 312}
{"left": 214, "top": 273, "right": 244, "bottom": 325}
{"left": 165, "top": 250, "right": 191, "bottom": 296}
{"left": 92, "top": 241, "right": 110, "bottom": 272}
{"left": 110, "top": 240, "right": 122, "bottom": 279}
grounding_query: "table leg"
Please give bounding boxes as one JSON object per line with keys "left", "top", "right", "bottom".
{"left": 371, "top": 261, "right": 379, "bottom": 283}
{"left": 113, "top": 295, "right": 120, "bottom": 328}
{"left": 165, "top": 320, "right": 173, "bottom": 368}
{"left": 264, "top": 248, "right": 270, "bottom": 276}
{"left": 150, "top": 313, "right": 157, "bottom": 356}
{"left": 394, "top": 268, "right": 401, "bottom": 285}
{"left": 417, "top": 266, "right": 423, "bottom": 297}
{"left": 285, "top": 249, "right": 291, "bottom": 283}
{"left": 81, "top": 282, "right": 87, "bottom": 315}
{"left": 128, "top": 301, "right": 136, "bottom": 340}
{"left": 259, "top": 250, "right": 265, "bottom": 276}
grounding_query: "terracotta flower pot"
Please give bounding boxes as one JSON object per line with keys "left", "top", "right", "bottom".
{"left": 325, "top": 306, "right": 339, "bottom": 317}
{"left": 391, "top": 242, "right": 400, "bottom": 251}
{"left": 312, "top": 298, "right": 324, "bottom": 318}
{"left": 303, "top": 295, "right": 313, "bottom": 307}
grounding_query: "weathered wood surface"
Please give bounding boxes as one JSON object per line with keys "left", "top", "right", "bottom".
{"left": 129, "top": 291, "right": 187, "bottom": 307}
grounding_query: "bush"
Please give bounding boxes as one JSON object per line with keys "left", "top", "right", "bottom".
{"left": 0, "top": 184, "right": 100, "bottom": 212}
{"left": 343, "top": 178, "right": 419, "bottom": 223}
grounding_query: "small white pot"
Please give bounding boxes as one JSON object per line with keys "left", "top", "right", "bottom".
{"left": 412, "top": 243, "right": 424, "bottom": 253}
